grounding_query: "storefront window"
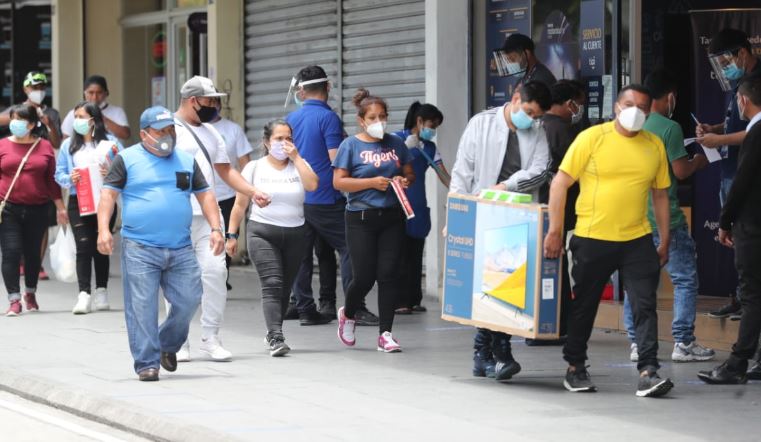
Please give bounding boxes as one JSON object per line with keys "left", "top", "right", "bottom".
{"left": 123, "top": 24, "right": 167, "bottom": 130}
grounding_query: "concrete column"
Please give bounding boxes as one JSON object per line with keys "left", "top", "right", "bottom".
{"left": 207, "top": 0, "right": 244, "bottom": 126}
{"left": 83, "top": 0, "right": 124, "bottom": 111}
{"left": 51, "top": 0, "right": 84, "bottom": 112}
{"left": 424, "top": 0, "right": 470, "bottom": 301}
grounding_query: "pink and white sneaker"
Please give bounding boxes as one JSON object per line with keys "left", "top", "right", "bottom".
{"left": 337, "top": 307, "right": 356, "bottom": 347}
{"left": 377, "top": 331, "right": 402, "bottom": 353}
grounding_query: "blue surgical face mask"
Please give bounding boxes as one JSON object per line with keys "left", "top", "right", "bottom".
{"left": 723, "top": 62, "right": 745, "bottom": 81}
{"left": 419, "top": 127, "right": 436, "bottom": 141}
{"left": 9, "top": 119, "right": 31, "bottom": 138}
{"left": 510, "top": 105, "right": 534, "bottom": 130}
{"left": 294, "top": 92, "right": 304, "bottom": 107}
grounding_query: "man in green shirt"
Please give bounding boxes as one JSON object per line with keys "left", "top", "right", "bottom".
{"left": 623, "top": 69, "right": 715, "bottom": 363}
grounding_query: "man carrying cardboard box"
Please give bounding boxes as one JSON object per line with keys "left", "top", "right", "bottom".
{"left": 450, "top": 81, "right": 552, "bottom": 382}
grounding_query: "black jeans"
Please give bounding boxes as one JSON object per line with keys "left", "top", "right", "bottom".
{"left": 292, "top": 201, "right": 353, "bottom": 313}
{"left": 0, "top": 202, "right": 49, "bottom": 300}
{"left": 219, "top": 197, "right": 236, "bottom": 276}
{"left": 564, "top": 234, "right": 661, "bottom": 371}
{"left": 727, "top": 221, "right": 761, "bottom": 372}
{"left": 474, "top": 329, "right": 513, "bottom": 363}
{"left": 314, "top": 235, "right": 337, "bottom": 303}
{"left": 247, "top": 220, "right": 307, "bottom": 337}
{"left": 344, "top": 208, "right": 405, "bottom": 334}
{"left": 398, "top": 235, "right": 426, "bottom": 308}
{"left": 68, "top": 195, "right": 115, "bottom": 294}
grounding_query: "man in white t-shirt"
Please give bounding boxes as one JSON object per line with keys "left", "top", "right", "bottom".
{"left": 61, "top": 75, "right": 130, "bottom": 141}
{"left": 172, "top": 76, "right": 270, "bottom": 362}
{"left": 210, "top": 99, "right": 253, "bottom": 290}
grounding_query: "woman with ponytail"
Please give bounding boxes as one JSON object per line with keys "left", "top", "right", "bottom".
{"left": 393, "top": 102, "right": 447, "bottom": 314}
{"left": 333, "top": 88, "right": 415, "bottom": 353}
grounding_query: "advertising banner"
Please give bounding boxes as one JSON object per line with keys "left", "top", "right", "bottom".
{"left": 442, "top": 195, "right": 562, "bottom": 339}
{"left": 486, "top": 0, "right": 532, "bottom": 108}
{"left": 689, "top": 9, "right": 761, "bottom": 296}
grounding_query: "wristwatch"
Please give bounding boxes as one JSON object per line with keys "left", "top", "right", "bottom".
{"left": 211, "top": 227, "right": 223, "bottom": 236}
{"left": 225, "top": 232, "right": 239, "bottom": 240}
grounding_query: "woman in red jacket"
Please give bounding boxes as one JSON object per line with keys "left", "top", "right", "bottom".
{"left": 0, "top": 105, "right": 68, "bottom": 316}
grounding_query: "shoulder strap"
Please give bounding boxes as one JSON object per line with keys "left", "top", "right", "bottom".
{"left": 175, "top": 116, "right": 213, "bottom": 168}
{"left": 1, "top": 138, "right": 41, "bottom": 203}
{"left": 246, "top": 159, "right": 259, "bottom": 184}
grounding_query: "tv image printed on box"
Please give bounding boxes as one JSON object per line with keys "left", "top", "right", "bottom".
{"left": 475, "top": 223, "right": 534, "bottom": 331}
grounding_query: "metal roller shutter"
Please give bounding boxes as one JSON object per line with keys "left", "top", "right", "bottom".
{"left": 244, "top": 0, "right": 339, "bottom": 149}
{"left": 340, "top": 0, "right": 425, "bottom": 135}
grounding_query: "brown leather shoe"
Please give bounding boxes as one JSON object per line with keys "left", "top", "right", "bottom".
{"left": 138, "top": 368, "right": 159, "bottom": 382}
{"left": 160, "top": 351, "right": 177, "bottom": 372}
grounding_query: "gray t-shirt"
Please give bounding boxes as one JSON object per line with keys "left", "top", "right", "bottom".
{"left": 497, "top": 130, "right": 522, "bottom": 183}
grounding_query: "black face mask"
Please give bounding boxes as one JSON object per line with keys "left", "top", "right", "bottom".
{"left": 194, "top": 104, "right": 218, "bottom": 123}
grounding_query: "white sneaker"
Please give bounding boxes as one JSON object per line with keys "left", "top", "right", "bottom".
{"left": 92, "top": 288, "right": 110, "bottom": 311}
{"left": 672, "top": 341, "right": 715, "bottom": 362}
{"left": 72, "top": 292, "right": 91, "bottom": 315}
{"left": 629, "top": 343, "right": 638, "bottom": 362}
{"left": 199, "top": 335, "right": 232, "bottom": 361}
{"left": 176, "top": 341, "right": 191, "bottom": 362}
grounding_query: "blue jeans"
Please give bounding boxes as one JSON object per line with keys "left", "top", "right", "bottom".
{"left": 121, "top": 238, "right": 202, "bottom": 373}
{"left": 623, "top": 227, "right": 697, "bottom": 344}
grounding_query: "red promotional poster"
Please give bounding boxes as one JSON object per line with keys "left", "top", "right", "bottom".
{"left": 74, "top": 164, "right": 103, "bottom": 216}
{"left": 389, "top": 179, "right": 415, "bottom": 220}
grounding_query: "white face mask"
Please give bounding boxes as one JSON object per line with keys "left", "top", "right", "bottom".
{"left": 366, "top": 121, "right": 386, "bottom": 139}
{"left": 28, "top": 90, "right": 45, "bottom": 105}
{"left": 571, "top": 103, "right": 584, "bottom": 125}
{"left": 616, "top": 104, "right": 647, "bottom": 132}
{"left": 738, "top": 96, "right": 749, "bottom": 122}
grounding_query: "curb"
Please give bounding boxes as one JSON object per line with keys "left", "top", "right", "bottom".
{"left": 0, "top": 368, "right": 239, "bottom": 442}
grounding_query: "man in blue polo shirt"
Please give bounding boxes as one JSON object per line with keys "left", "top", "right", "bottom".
{"left": 286, "top": 65, "right": 379, "bottom": 326}
{"left": 96, "top": 106, "right": 225, "bottom": 382}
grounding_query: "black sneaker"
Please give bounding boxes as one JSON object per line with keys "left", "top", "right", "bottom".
{"left": 284, "top": 303, "right": 299, "bottom": 320}
{"left": 747, "top": 362, "right": 761, "bottom": 381}
{"left": 472, "top": 351, "right": 496, "bottom": 378}
{"left": 564, "top": 366, "right": 597, "bottom": 392}
{"left": 354, "top": 308, "right": 380, "bottom": 326}
{"left": 299, "top": 308, "right": 333, "bottom": 326}
{"left": 708, "top": 299, "right": 741, "bottom": 319}
{"left": 318, "top": 300, "right": 337, "bottom": 320}
{"left": 494, "top": 360, "right": 522, "bottom": 382}
{"left": 267, "top": 335, "right": 291, "bottom": 357}
{"left": 636, "top": 369, "right": 674, "bottom": 397}
{"left": 698, "top": 362, "right": 748, "bottom": 385}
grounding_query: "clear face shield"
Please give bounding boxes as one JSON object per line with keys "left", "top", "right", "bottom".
{"left": 708, "top": 49, "right": 741, "bottom": 92}
{"left": 283, "top": 77, "right": 330, "bottom": 108}
{"left": 491, "top": 50, "right": 526, "bottom": 77}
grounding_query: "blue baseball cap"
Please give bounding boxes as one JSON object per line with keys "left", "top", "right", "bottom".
{"left": 139, "top": 106, "right": 175, "bottom": 130}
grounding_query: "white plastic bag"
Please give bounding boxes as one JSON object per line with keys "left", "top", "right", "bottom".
{"left": 49, "top": 227, "right": 77, "bottom": 283}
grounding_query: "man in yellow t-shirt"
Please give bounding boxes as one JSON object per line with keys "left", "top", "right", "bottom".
{"left": 544, "top": 85, "right": 674, "bottom": 398}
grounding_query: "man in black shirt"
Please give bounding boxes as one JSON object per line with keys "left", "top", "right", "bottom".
{"left": 538, "top": 81, "right": 585, "bottom": 341}
{"left": 699, "top": 74, "right": 761, "bottom": 384}
{"left": 501, "top": 33, "right": 557, "bottom": 88}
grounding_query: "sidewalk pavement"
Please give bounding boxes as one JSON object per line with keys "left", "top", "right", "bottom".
{"left": 0, "top": 241, "right": 759, "bottom": 441}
